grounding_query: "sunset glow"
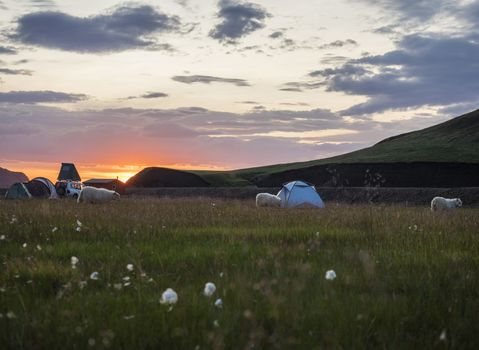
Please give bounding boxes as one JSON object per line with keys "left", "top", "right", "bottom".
{"left": 1, "top": 0, "right": 475, "bottom": 180}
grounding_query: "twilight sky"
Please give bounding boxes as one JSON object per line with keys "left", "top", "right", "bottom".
{"left": 1, "top": 0, "right": 478, "bottom": 181}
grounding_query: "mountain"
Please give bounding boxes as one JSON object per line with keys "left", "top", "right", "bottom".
{"left": 126, "top": 167, "right": 209, "bottom": 187}
{"left": 194, "top": 109, "right": 479, "bottom": 187}
{"left": 0, "top": 167, "right": 28, "bottom": 188}
{"left": 127, "top": 109, "right": 479, "bottom": 188}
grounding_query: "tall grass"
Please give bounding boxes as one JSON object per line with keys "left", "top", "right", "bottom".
{"left": 0, "top": 198, "right": 478, "bottom": 349}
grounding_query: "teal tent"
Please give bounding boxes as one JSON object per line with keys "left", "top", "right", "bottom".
{"left": 5, "top": 183, "right": 32, "bottom": 199}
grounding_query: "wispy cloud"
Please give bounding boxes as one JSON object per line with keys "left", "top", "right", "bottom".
{"left": 0, "top": 90, "right": 87, "bottom": 103}
{"left": 0, "top": 46, "right": 17, "bottom": 55}
{"left": 0, "top": 68, "right": 33, "bottom": 75}
{"left": 172, "top": 75, "right": 250, "bottom": 86}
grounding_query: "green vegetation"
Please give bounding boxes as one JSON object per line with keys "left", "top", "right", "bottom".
{"left": 192, "top": 109, "right": 479, "bottom": 186}
{"left": 1, "top": 198, "right": 478, "bottom": 349}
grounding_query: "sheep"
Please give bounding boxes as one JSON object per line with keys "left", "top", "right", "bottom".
{"left": 430, "top": 197, "right": 462, "bottom": 211}
{"left": 256, "top": 193, "right": 281, "bottom": 208}
{"left": 77, "top": 186, "right": 120, "bottom": 204}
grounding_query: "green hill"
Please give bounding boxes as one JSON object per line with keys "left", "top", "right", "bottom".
{"left": 193, "top": 109, "right": 479, "bottom": 186}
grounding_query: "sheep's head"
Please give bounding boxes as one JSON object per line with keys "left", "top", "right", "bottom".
{"left": 113, "top": 192, "right": 121, "bottom": 200}
{"left": 455, "top": 198, "right": 462, "bottom": 207}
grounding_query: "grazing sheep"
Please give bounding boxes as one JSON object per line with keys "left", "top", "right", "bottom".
{"left": 256, "top": 193, "right": 281, "bottom": 208}
{"left": 77, "top": 186, "right": 120, "bottom": 204}
{"left": 430, "top": 197, "right": 462, "bottom": 211}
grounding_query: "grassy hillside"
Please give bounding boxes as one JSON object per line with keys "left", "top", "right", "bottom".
{"left": 194, "top": 109, "right": 479, "bottom": 186}
{"left": 1, "top": 198, "right": 479, "bottom": 348}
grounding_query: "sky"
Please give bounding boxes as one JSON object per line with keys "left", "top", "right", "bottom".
{"left": 0, "top": 0, "right": 478, "bottom": 182}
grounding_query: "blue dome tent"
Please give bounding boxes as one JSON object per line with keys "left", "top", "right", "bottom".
{"left": 277, "top": 181, "right": 325, "bottom": 208}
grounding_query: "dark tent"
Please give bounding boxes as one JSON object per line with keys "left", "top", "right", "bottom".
{"left": 5, "top": 177, "right": 58, "bottom": 200}
{"left": 5, "top": 183, "right": 31, "bottom": 199}
{"left": 57, "top": 163, "right": 81, "bottom": 181}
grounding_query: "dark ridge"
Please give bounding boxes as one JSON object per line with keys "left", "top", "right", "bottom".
{"left": 126, "top": 167, "right": 210, "bottom": 188}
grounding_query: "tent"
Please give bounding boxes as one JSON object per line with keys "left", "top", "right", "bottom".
{"left": 57, "top": 163, "right": 81, "bottom": 181}
{"left": 5, "top": 177, "right": 58, "bottom": 200}
{"left": 277, "top": 180, "right": 325, "bottom": 208}
{"left": 30, "top": 177, "right": 59, "bottom": 199}
{"left": 5, "top": 182, "right": 32, "bottom": 199}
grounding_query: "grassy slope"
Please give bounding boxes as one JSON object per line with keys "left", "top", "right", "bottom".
{"left": 194, "top": 109, "right": 479, "bottom": 186}
{"left": 1, "top": 198, "right": 479, "bottom": 349}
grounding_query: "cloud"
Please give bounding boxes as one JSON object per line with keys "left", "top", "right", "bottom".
{"left": 0, "top": 68, "right": 33, "bottom": 75}
{"left": 124, "top": 91, "right": 169, "bottom": 100}
{"left": 354, "top": 0, "right": 450, "bottom": 24}
{"left": 172, "top": 75, "right": 250, "bottom": 86}
{"left": 142, "top": 92, "right": 168, "bottom": 99}
{"left": 210, "top": 0, "right": 270, "bottom": 43}
{"left": 279, "top": 81, "right": 325, "bottom": 92}
{"left": 311, "top": 34, "right": 479, "bottom": 115}
{"left": 0, "top": 91, "right": 87, "bottom": 104}
{"left": 0, "top": 104, "right": 451, "bottom": 170}
{"left": 269, "top": 31, "right": 283, "bottom": 39}
{"left": 0, "top": 46, "right": 17, "bottom": 55}
{"left": 11, "top": 4, "right": 181, "bottom": 53}
{"left": 319, "top": 39, "right": 357, "bottom": 49}
{"left": 29, "top": 0, "right": 56, "bottom": 8}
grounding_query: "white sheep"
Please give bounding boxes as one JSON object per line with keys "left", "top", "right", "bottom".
{"left": 77, "top": 186, "right": 120, "bottom": 204}
{"left": 430, "top": 197, "right": 462, "bottom": 211}
{"left": 256, "top": 193, "right": 281, "bottom": 208}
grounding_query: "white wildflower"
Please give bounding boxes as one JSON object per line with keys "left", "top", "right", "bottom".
{"left": 123, "top": 315, "right": 135, "bottom": 320}
{"left": 123, "top": 282, "right": 131, "bottom": 287}
{"left": 88, "top": 338, "right": 96, "bottom": 347}
{"left": 126, "top": 264, "right": 134, "bottom": 272}
{"left": 160, "top": 288, "right": 178, "bottom": 304}
{"left": 203, "top": 282, "right": 216, "bottom": 297}
{"left": 6, "top": 311, "right": 16, "bottom": 319}
{"left": 22, "top": 243, "right": 27, "bottom": 248}
{"left": 439, "top": 330, "right": 447, "bottom": 342}
{"left": 213, "top": 320, "right": 219, "bottom": 328}
{"left": 113, "top": 283, "right": 122, "bottom": 290}
{"left": 52, "top": 227, "right": 58, "bottom": 233}
{"left": 36, "top": 245, "right": 42, "bottom": 251}
{"left": 76, "top": 227, "right": 81, "bottom": 232}
{"left": 90, "top": 272, "right": 99, "bottom": 280}
{"left": 325, "top": 270, "right": 337, "bottom": 280}
{"left": 214, "top": 298, "right": 223, "bottom": 308}
{"left": 219, "top": 272, "right": 224, "bottom": 278}
{"left": 122, "top": 276, "right": 130, "bottom": 282}
{"left": 76, "top": 220, "right": 82, "bottom": 227}
{"left": 71, "top": 256, "right": 79, "bottom": 269}
{"left": 78, "top": 281, "right": 87, "bottom": 289}
{"left": 10, "top": 216, "right": 17, "bottom": 224}
{"left": 0, "top": 235, "right": 5, "bottom": 240}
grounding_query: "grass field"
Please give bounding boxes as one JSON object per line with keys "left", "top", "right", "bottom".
{"left": 1, "top": 198, "right": 478, "bottom": 349}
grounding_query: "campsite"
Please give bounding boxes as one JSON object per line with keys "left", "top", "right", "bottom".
{"left": 2, "top": 0, "right": 479, "bottom": 348}
{"left": 1, "top": 153, "right": 479, "bottom": 348}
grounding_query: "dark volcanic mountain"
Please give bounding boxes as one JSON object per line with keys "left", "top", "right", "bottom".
{"left": 0, "top": 167, "right": 28, "bottom": 188}
{"left": 126, "top": 167, "right": 209, "bottom": 188}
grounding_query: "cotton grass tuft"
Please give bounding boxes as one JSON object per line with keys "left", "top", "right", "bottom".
{"left": 160, "top": 288, "right": 178, "bottom": 304}
{"left": 325, "top": 270, "right": 337, "bottom": 280}
{"left": 204, "top": 282, "right": 216, "bottom": 297}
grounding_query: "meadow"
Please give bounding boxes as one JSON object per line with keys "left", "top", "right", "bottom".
{"left": 0, "top": 197, "right": 478, "bottom": 349}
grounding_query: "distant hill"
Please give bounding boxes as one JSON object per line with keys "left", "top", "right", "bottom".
{"left": 126, "top": 167, "right": 209, "bottom": 188}
{"left": 193, "top": 109, "right": 479, "bottom": 187}
{"left": 0, "top": 167, "right": 28, "bottom": 188}
{"left": 127, "top": 109, "right": 479, "bottom": 188}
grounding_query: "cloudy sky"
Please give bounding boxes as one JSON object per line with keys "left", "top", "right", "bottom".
{"left": 0, "top": 0, "right": 478, "bottom": 181}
